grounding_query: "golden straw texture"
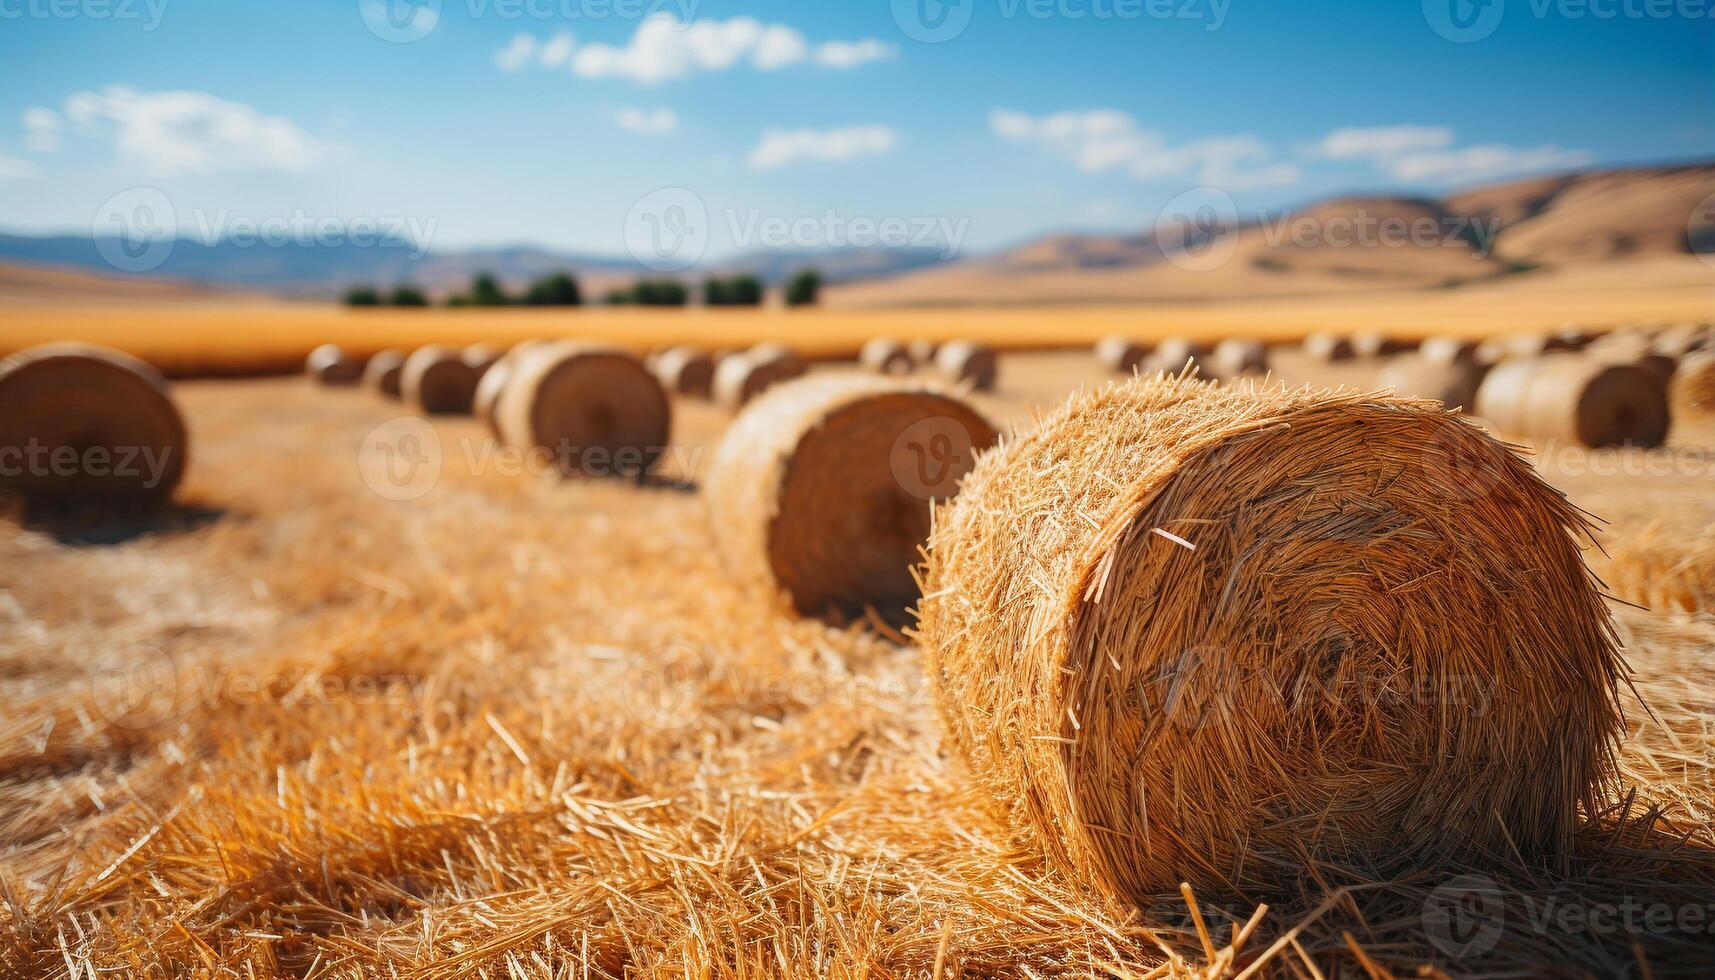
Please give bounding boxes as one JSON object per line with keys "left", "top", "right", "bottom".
{"left": 917, "top": 374, "right": 1624, "bottom": 903}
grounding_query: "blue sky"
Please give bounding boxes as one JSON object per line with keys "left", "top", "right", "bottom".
{"left": 0, "top": 0, "right": 1709, "bottom": 261}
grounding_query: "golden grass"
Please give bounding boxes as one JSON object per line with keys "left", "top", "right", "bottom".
{"left": 0, "top": 356, "right": 1712, "bottom": 977}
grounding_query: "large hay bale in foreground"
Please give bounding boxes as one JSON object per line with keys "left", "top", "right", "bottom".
{"left": 1378, "top": 355, "right": 1490, "bottom": 411}
{"left": 1301, "top": 332, "right": 1354, "bottom": 362}
{"left": 306, "top": 344, "right": 361, "bottom": 385}
{"left": 1475, "top": 355, "right": 1669, "bottom": 447}
{"left": 934, "top": 341, "right": 997, "bottom": 391}
{"left": 0, "top": 343, "right": 188, "bottom": 512}
{"left": 713, "top": 351, "right": 806, "bottom": 409}
{"left": 917, "top": 375, "right": 1623, "bottom": 901}
{"left": 363, "top": 349, "right": 406, "bottom": 398}
{"left": 653, "top": 345, "right": 716, "bottom": 399}
{"left": 860, "top": 338, "right": 916, "bottom": 376}
{"left": 1094, "top": 336, "right": 1149, "bottom": 374}
{"left": 494, "top": 345, "right": 669, "bottom": 477}
{"left": 706, "top": 375, "right": 996, "bottom": 619}
{"left": 402, "top": 345, "right": 480, "bottom": 415}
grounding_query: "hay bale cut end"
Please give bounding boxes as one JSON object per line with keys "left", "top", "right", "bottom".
{"left": 713, "top": 351, "right": 806, "bottom": 410}
{"left": 654, "top": 345, "right": 717, "bottom": 399}
{"left": 934, "top": 341, "right": 998, "bottom": 391}
{"left": 306, "top": 344, "right": 361, "bottom": 385}
{"left": 462, "top": 344, "right": 503, "bottom": 378}
{"left": 1476, "top": 355, "right": 1669, "bottom": 448}
{"left": 917, "top": 374, "right": 1623, "bottom": 901}
{"left": 860, "top": 338, "right": 916, "bottom": 376}
{"left": 748, "top": 342, "right": 808, "bottom": 375}
{"left": 1378, "top": 355, "right": 1490, "bottom": 412}
{"left": 1301, "top": 332, "right": 1355, "bottom": 362}
{"left": 706, "top": 374, "right": 996, "bottom": 620}
{"left": 402, "top": 346, "right": 480, "bottom": 415}
{"left": 0, "top": 343, "right": 188, "bottom": 514}
{"left": 1094, "top": 336, "right": 1150, "bottom": 374}
{"left": 364, "top": 349, "right": 406, "bottom": 398}
{"left": 494, "top": 345, "right": 670, "bottom": 478}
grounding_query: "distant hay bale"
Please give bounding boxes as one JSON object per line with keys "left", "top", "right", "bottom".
{"left": 1207, "top": 338, "right": 1268, "bottom": 380}
{"left": 0, "top": 343, "right": 188, "bottom": 513}
{"left": 917, "top": 374, "right": 1622, "bottom": 901}
{"left": 934, "top": 341, "right": 998, "bottom": 391}
{"left": 908, "top": 339, "right": 939, "bottom": 364}
{"left": 1475, "top": 355, "right": 1669, "bottom": 447}
{"left": 473, "top": 359, "right": 514, "bottom": 438}
{"left": 1671, "top": 351, "right": 1715, "bottom": 416}
{"left": 493, "top": 344, "right": 670, "bottom": 477}
{"left": 1654, "top": 324, "right": 1713, "bottom": 358}
{"left": 363, "top": 349, "right": 406, "bottom": 398}
{"left": 1378, "top": 355, "right": 1490, "bottom": 411}
{"left": 705, "top": 374, "right": 996, "bottom": 619}
{"left": 1144, "top": 338, "right": 1210, "bottom": 377}
{"left": 1301, "top": 332, "right": 1355, "bottom": 362}
{"left": 1585, "top": 334, "right": 1678, "bottom": 385}
{"left": 462, "top": 344, "right": 503, "bottom": 378}
{"left": 306, "top": 344, "right": 361, "bottom": 385}
{"left": 1505, "top": 331, "right": 1584, "bottom": 358}
{"left": 713, "top": 350, "right": 807, "bottom": 409}
{"left": 1418, "top": 336, "right": 1483, "bottom": 366}
{"left": 860, "top": 338, "right": 916, "bottom": 376}
{"left": 402, "top": 345, "right": 480, "bottom": 415}
{"left": 748, "top": 342, "right": 808, "bottom": 376}
{"left": 1351, "top": 332, "right": 1411, "bottom": 358}
{"left": 1094, "top": 336, "right": 1149, "bottom": 374}
{"left": 653, "top": 345, "right": 717, "bottom": 399}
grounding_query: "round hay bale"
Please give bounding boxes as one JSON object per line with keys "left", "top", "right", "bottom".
{"left": 1207, "top": 338, "right": 1268, "bottom": 380}
{"left": 473, "top": 359, "right": 514, "bottom": 438}
{"left": 1301, "top": 332, "right": 1355, "bottom": 362}
{"left": 1653, "top": 324, "right": 1713, "bottom": 358}
{"left": 1475, "top": 355, "right": 1669, "bottom": 447}
{"left": 363, "top": 349, "right": 406, "bottom": 398}
{"left": 0, "top": 343, "right": 188, "bottom": 512}
{"left": 917, "top": 374, "right": 1622, "bottom": 901}
{"left": 1143, "top": 338, "right": 1210, "bottom": 377}
{"left": 748, "top": 342, "right": 808, "bottom": 376}
{"left": 653, "top": 345, "right": 717, "bottom": 399}
{"left": 493, "top": 345, "right": 669, "bottom": 477}
{"left": 934, "top": 341, "right": 998, "bottom": 391}
{"left": 306, "top": 344, "right": 361, "bottom": 385}
{"left": 1350, "top": 331, "right": 1408, "bottom": 358}
{"left": 706, "top": 374, "right": 996, "bottom": 619}
{"left": 1506, "top": 332, "right": 1582, "bottom": 358}
{"left": 1094, "top": 336, "right": 1149, "bottom": 374}
{"left": 860, "top": 338, "right": 916, "bottom": 376}
{"left": 461, "top": 344, "right": 503, "bottom": 378}
{"left": 1418, "top": 336, "right": 1483, "bottom": 367}
{"left": 713, "top": 351, "right": 806, "bottom": 409}
{"left": 1378, "top": 355, "right": 1490, "bottom": 411}
{"left": 402, "top": 345, "right": 480, "bottom": 415}
{"left": 1670, "top": 351, "right": 1715, "bottom": 417}
{"left": 1585, "top": 334, "right": 1678, "bottom": 385}
{"left": 908, "top": 339, "right": 939, "bottom": 364}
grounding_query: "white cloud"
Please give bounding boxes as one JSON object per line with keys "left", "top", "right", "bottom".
{"left": 748, "top": 124, "right": 897, "bottom": 170}
{"left": 0, "top": 156, "right": 37, "bottom": 180}
{"left": 991, "top": 109, "right": 1301, "bottom": 190}
{"left": 814, "top": 39, "right": 898, "bottom": 69}
{"left": 1316, "top": 125, "right": 1454, "bottom": 161}
{"left": 616, "top": 106, "right": 677, "bottom": 135}
{"left": 59, "top": 86, "right": 335, "bottom": 176}
{"left": 23, "top": 107, "right": 61, "bottom": 152}
{"left": 497, "top": 15, "right": 894, "bottom": 84}
{"left": 1387, "top": 144, "right": 1594, "bottom": 182}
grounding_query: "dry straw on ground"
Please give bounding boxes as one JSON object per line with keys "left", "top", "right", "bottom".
{"left": 916, "top": 373, "right": 1625, "bottom": 903}
{"left": 934, "top": 341, "right": 998, "bottom": 391}
{"left": 1095, "top": 336, "right": 1150, "bottom": 374}
{"left": 494, "top": 343, "right": 669, "bottom": 477}
{"left": 705, "top": 374, "right": 995, "bottom": 621}
{"left": 0, "top": 342, "right": 187, "bottom": 513}
{"left": 363, "top": 348, "right": 406, "bottom": 398}
{"left": 859, "top": 338, "right": 915, "bottom": 376}
{"left": 1475, "top": 354, "right": 1670, "bottom": 448}
{"left": 402, "top": 345, "right": 481, "bottom": 415}
{"left": 1377, "top": 354, "right": 1489, "bottom": 412}
{"left": 305, "top": 343, "right": 360, "bottom": 385}
{"left": 653, "top": 345, "right": 716, "bottom": 399}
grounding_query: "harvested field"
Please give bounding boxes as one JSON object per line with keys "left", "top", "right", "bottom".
{"left": 1, "top": 351, "right": 1714, "bottom": 977}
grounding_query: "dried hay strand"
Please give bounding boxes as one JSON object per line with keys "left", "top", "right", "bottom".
{"left": 860, "top": 338, "right": 916, "bottom": 376}
{"left": 934, "top": 340, "right": 998, "bottom": 391}
{"left": 916, "top": 373, "right": 1625, "bottom": 903}
{"left": 712, "top": 350, "right": 807, "bottom": 409}
{"left": 653, "top": 345, "right": 717, "bottom": 398}
{"left": 1418, "top": 335, "right": 1484, "bottom": 366}
{"left": 1301, "top": 332, "right": 1354, "bottom": 362}
{"left": 401, "top": 345, "right": 480, "bottom": 415}
{"left": 461, "top": 343, "right": 503, "bottom": 378}
{"left": 1207, "top": 338, "right": 1268, "bottom": 380}
{"left": 1144, "top": 338, "right": 1211, "bottom": 377}
{"left": 363, "top": 348, "right": 405, "bottom": 398}
{"left": 1095, "top": 336, "right": 1150, "bottom": 374}
{"left": 305, "top": 343, "right": 360, "bottom": 385}
{"left": 1670, "top": 350, "right": 1715, "bottom": 417}
{"left": 1377, "top": 355, "right": 1490, "bottom": 411}
{"left": 1475, "top": 355, "right": 1670, "bottom": 447}
{"left": 706, "top": 374, "right": 996, "bottom": 620}
{"left": 493, "top": 344, "right": 669, "bottom": 477}
{"left": 0, "top": 342, "right": 187, "bottom": 512}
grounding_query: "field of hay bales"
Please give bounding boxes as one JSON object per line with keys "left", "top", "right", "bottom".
{"left": 3, "top": 343, "right": 1714, "bottom": 977}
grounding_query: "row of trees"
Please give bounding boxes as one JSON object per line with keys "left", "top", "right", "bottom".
{"left": 343, "top": 269, "right": 820, "bottom": 309}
